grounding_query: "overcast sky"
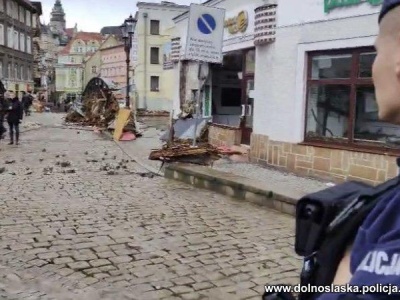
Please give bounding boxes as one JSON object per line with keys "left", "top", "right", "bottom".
{"left": 39, "top": 0, "right": 200, "bottom": 32}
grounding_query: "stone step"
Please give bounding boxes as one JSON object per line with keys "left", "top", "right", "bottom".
{"left": 165, "top": 163, "right": 302, "bottom": 217}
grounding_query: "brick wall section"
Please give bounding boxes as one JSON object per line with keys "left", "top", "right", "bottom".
{"left": 208, "top": 124, "right": 242, "bottom": 147}
{"left": 250, "top": 133, "right": 398, "bottom": 185}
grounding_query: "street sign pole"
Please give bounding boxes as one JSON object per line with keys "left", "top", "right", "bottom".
{"left": 183, "top": 3, "right": 225, "bottom": 147}
{"left": 192, "top": 61, "right": 202, "bottom": 147}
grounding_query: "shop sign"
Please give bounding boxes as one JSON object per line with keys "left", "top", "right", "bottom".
{"left": 224, "top": 11, "right": 248, "bottom": 34}
{"left": 324, "top": 0, "right": 383, "bottom": 13}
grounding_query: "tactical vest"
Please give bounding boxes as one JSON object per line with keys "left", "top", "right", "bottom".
{"left": 263, "top": 167, "right": 400, "bottom": 300}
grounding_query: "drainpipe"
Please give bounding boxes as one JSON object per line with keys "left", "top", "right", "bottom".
{"left": 143, "top": 12, "right": 148, "bottom": 110}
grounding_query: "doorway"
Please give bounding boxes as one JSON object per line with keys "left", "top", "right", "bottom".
{"left": 240, "top": 49, "right": 255, "bottom": 145}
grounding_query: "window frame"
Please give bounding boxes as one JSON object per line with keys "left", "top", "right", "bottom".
{"left": 303, "top": 47, "right": 400, "bottom": 155}
{"left": 150, "top": 47, "right": 160, "bottom": 64}
{"left": 150, "top": 75, "right": 159, "bottom": 92}
{"left": 150, "top": 20, "right": 160, "bottom": 35}
{"left": 0, "top": 24, "right": 4, "bottom": 45}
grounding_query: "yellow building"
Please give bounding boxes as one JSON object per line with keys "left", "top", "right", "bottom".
{"left": 55, "top": 32, "right": 103, "bottom": 101}
{"left": 133, "top": 2, "right": 188, "bottom": 111}
{"left": 83, "top": 35, "right": 120, "bottom": 87}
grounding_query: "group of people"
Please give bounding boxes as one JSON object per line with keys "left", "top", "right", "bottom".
{"left": 0, "top": 90, "right": 33, "bottom": 145}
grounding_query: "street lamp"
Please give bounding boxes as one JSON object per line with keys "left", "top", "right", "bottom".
{"left": 120, "top": 15, "right": 136, "bottom": 109}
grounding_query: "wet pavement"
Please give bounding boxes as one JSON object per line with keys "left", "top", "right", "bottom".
{"left": 0, "top": 113, "right": 301, "bottom": 299}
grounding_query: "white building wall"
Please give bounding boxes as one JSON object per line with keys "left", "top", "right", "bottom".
{"left": 254, "top": 0, "right": 380, "bottom": 143}
{"left": 171, "top": 0, "right": 263, "bottom": 117}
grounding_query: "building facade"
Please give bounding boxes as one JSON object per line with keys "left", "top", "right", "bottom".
{"left": 171, "top": 0, "right": 266, "bottom": 143}
{"left": 249, "top": 0, "right": 393, "bottom": 185}
{"left": 100, "top": 43, "right": 125, "bottom": 88}
{"left": 36, "top": 0, "right": 77, "bottom": 101}
{"left": 55, "top": 31, "right": 103, "bottom": 100}
{"left": 0, "top": 0, "right": 40, "bottom": 93}
{"left": 83, "top": 34, "right": 119, "bottom": 87}
{"left": 133, "top": 1, "right": 188, "bottom": 111}
{"left": 171, "top": 0, "right": 397, "bottom": 185}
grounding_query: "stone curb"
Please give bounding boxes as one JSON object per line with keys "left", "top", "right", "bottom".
{"left": 165, "top": 163, "right": 305, "bottom": 217}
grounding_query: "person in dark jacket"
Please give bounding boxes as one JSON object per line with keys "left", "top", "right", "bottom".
{"left": 21, "top": 91, "right": 31, "bottom": 116}
{"left": 6, "top": 95, "right": 23, "bottom": 145}
{"left": 0, "top": 94, "right": 7, "bottom": 140}
{"left": 317, "top": 1, "right": 400, "bottom": 300}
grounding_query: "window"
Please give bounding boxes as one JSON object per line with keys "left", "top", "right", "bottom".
{"left": 20, "top": 65, "right": 23, "bottom": 80}
{"left": 27, "top": 66, "right": 31, "bottom": 80}
{"left": 6, "top": 0, "right": 11, "bottom": 16}
{"left": 26, "top": 36, "right": 31, "bottom": 53}
{"left": 0, "top": 0, "right": 4, "bottom": 12}
{"left": 70, "top": 56, "right": 75, "bottom": 63}
{"left": 305, "top": 48, "right": 400, "bottom": 152}
{"left": 14, "top": 63, "right": 18, "bottom": 79}
{"left": 7, "top": 62, "right": 11, "bottom": 78}
{"left": 150, "top": 47, "right": 159, "bottom": 64}
{"left": 7, "top": 27, "right": 11, "bottom": 47}
{"left": 92, "top": 66, "right": 97, "bottom": 74}
{"left": 25, "top": 10, "right": 31, "bottom": 26}
{"left": 19, "top": 32, "right": 24, "bottom": 52}
{"left": 0, "top": 24, "right": 4, "bottom": 45}
{"left": 0, "top": 61, "right": 3, "bottom": 78}
{"left": 13, "top": 30, "right": 17, "bottom": 50}
{"left": 19, "top": 6, "right": 24, "bottom": 23}
{"left": 150, "top": 76, "right": 159, "bottom": 91}
{"left": 150, "top": 20, "right": 160, "bottom": 35}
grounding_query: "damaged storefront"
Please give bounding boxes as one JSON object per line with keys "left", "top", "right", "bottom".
{"left": 251, "top": 0, "right": 397, "bottom": 184}
{"left": 170, "top": 0, "right": 274, "bottom": 147}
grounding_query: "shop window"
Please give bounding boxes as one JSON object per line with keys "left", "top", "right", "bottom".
{"left": 150, "top": 47, "right": 159, "bottom": 64}
{"left": 150, "top": 76, "right": 159, "bottom": 91}
{"left": 305, "top": 48, "right": 400, "bottom": 152}
{"left": 221, "top": 87, "right": 242, "bottom": 107}
{"left": 150, "top": 20, "right": 160, "bottom": 35}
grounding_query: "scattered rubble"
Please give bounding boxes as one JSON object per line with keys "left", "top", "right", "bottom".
{"left": 43, "top": 167, "right": 53, "bottom": 175}
{"left": 0, "top": 167, "right": 6, "bottom": 174}
{"left": 149, "top": 142, "right": 221, "bottom": 166}
{"left": 65, "top": 91, "right": 139, "bottom": 140}
{"left": 5, "top": 160, "right": 15, "bottom": 164}
{"left": 22, "top": 122, "right": 41, "bottom": 130}
{"left": 60, "top": 161, "right": 71, "bottom": 168}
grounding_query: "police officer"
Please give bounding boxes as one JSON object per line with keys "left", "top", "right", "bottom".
{"left": 318, "top": 1, "right": 400, "bottom": 299}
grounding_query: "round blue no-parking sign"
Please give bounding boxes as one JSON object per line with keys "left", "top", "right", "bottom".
{"left": 197, "top": 14, "right": 216, "bottom": 35}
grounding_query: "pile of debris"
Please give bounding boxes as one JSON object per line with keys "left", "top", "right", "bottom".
{"left": 65, "top": 91, "right": 138, "bottom": 138}
{"left": 32, "top": 99, "right": 45, "bottom": 113}
{"left": 137, "top": 109, "right": 170, "bottom": 117}
{"left": 149, "top": 141, "right": 221, "bottom": 165}
{"left": 149, "top": 117, "right": 245, "bottom": 165}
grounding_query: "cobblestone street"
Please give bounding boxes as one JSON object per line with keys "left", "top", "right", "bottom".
{"left": 0, "top": 114, "right": 301, "bottom": 300}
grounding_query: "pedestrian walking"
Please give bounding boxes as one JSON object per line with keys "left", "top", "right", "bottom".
{"left": 21, "top": 91, "right": 32, "bottom": 116}
{"left": 6, "top": 93, "right": 23, "bottom": 145}
{"left": 0, "top": 94, "right": 7, "bottom": 141}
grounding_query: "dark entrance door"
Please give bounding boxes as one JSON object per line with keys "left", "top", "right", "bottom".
{"left": 240, "top": 77, "right": 254, "bottom": 145}
{"left": 240, "top": 49, "right": 255, "bottom": 145}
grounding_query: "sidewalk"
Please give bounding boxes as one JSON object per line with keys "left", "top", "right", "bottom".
{"left": 115, "top": 120, "right": 329, "bottom": 215}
